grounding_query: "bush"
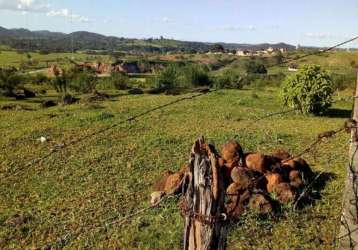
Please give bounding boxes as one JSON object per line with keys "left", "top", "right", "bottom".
{"left": 0, "top": 68, "right": 24, "bottom": 95}
{"left": 30, "top": 73, "right": 49, "bottom": 85}
{"left": 181, "top": 64, "right": 211, "bottom": 87}
{"left": 281, "top": 65, "right": 333, "bottom": 115}
{"left": 156, "top": 64, "right": 212, "bottom": 89}
{"left": 155, "top": 64, "right": 181, "bottom": 89}
{"left": 245, "top": 60, "right": 267, "bottom": 74}
{"left": 69, "top": 72, "right": 97, "bottom": 93}
{"left": 214, "top": 69, "right": 244, "bottom": 89}
{"left": 51, "top": 72, "right": 69, "bottom": 94}
{"left": 98, "top": 72, "right": 129, "bottom": 90}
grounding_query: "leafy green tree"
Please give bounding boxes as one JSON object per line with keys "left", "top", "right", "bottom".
{"left": 273, "top": 51, "right": 284, "bottom": 65}
{"left": 214, "top": 69, "right": 244, "bottom": 89}
{"left": 109, "top": 72, "right": 129, "bottom": 90}
{"left": 0, "top": 68, "right": 24, "bottom": 95}
{"left": 181, "top": 64, "right": 211, "bottom": 87}
{"left": 156, "top": 64, "right": 180, "bottom": 89}
{"left": 51, "top": 71, "right": 69, "bottom": 94}
{"left": 69, "top": 71, "right": 97, "bottom": 93}
{"left": 281, "top": 65, "right": 333, "bottom": 115}
{"left": 245, "top": 60, "right": 267, "bottom": 74}
{"left": 210, "top": 43, "right": 225, "bottom": 53}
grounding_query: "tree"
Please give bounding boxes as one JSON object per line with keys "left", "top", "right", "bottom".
{"left": 210, "top": 43, "right": 225, "bottom": 53}
{"left": 69, "top": 71, "right": 97, "bottom": 93}
{"left": 156, "top": 64, "right": 180, "bottom": 89}
{"left": 0, "top": 68, "right": 24, "bottom": 96}
{"left": 281, "top": 65, "right": 333, "bottom": 115}
{"left": 273, "top": 51, "right": 284, "bottom": 65}
{"left": 181, "top": 64, "right": 211, "bottom": 87}
{"left": 51, "top": 72, "right": 69, "bottom": 94}
{"left": 245, "top": 60, "right": 267, "bottom": 74}
{"left": 214, "top": 69, "right": 244, "bottom": 89}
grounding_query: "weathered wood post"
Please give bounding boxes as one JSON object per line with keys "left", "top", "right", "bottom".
{"left": 339, "top": 70, "right": 358, "bottom": 249}
{"left": 183, "top": 137, "right": 227, "bottom": 250}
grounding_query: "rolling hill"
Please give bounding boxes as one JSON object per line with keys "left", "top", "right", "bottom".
{"left": 0, "top": 26, "right": 296, "bottom": 53}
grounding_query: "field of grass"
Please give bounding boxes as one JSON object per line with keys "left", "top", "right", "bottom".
{"left": 0, "top": 86, "right": 352, "bottom": 249}
{"left": 0, "top": 50, "right": 110, "bottom": 69}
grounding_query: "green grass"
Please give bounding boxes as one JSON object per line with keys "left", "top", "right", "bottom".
{"left": 0, "top": 51, "right": 110, "bottom": 69}
{"left": 0, "top": 87, "right": 351, "bottom": 249}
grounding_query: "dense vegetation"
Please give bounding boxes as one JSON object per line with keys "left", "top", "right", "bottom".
{"left": 281, "top": 65, "right": 334, "bottom": 114}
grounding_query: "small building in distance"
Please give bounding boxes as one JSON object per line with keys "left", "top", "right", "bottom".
{"left": 236, "top": 50, "right": 251, "bottom": 56}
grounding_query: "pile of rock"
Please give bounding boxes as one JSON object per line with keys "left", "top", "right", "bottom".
{"left": 152, "top": 139, "right": 313, "bottom": 218}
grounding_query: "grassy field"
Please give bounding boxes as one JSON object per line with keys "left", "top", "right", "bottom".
{"left": 0, "top": 50, "right": 110, "bottom": 68}
{"left": 0, "top": 86, "right": 352, "bottom": 249}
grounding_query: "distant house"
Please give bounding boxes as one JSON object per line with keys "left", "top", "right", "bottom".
{"left": 236, "top": 50, "right": 251, "bottom": 56}
{"left": 266, "top": 47, "right": 274, "bottom": 53}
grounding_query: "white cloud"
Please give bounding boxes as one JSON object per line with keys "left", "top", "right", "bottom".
{"left": 0, "top": 0, "right": 49, "bottom": 12}
{"left": 0, "top": 0, "right": 90, "bottom": 23}
{"left": 46, "top": 8, "right": 90, "bottom": 23}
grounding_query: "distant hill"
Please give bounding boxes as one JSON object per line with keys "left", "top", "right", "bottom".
{"left": 0, "top": 26, "right": 296, "bottom": 53}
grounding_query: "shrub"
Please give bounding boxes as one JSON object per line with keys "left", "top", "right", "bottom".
{"left": 69, "top": 72, "right": 97, "bottom": 93}
{"left": 51, "top": 72, "right": 69, "bottom": 94}
{"left": 0, "top": 68, "right": 24, "bottom": 95}
{"left": 30, "top": 73, "right": 49, "bottom": 85}
{"left": 281, "top": 65, "right": 333, "bottom": 115}
{"left": 155, "top": 64, "right": 181, "bottom": 89}
{"left": 181, "top": 64, "right": 211, "bottom": 87}
{"left": 214, "top": 69, "right": 244, "bottom": 89}
{"left": 98, "top": 72, "right": 129, "bottom": 90}
{"left": 210, "top": 43, "right": 225, "bottom": 53}
{"left": 245, "top": 60, "right": 267, "bottom": 74}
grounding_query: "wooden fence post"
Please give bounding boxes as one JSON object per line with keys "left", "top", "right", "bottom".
{"left": 183, "top": 137, "right": 227, "bottom": 250}
{"left": 339, "top": 70, "right": 358, "bottom": 249}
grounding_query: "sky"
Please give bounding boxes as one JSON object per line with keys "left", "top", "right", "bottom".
{"left": 0, "top": 0, "right": 357, "bottom": 47}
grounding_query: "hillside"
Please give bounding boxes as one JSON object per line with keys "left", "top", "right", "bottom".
{"left": 0, "top": 26, "right": 295, "bottom": 53}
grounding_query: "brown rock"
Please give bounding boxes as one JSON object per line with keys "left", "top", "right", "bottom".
{"left": 226, "top": 187, "right": 251, "bottom": 219}
{"left": 153, "top": 170, "right": 174, "bottom": 191}
{"left": 179, "top": 164, "right": 189, "bottom": 174}
{"left": 226, "top": 182, "right": 241, "bottom": 196}
{"left": 150, "top": 191, "right": 165, "bottom": 205}
{"left": 266, "top": 173, "right": 284, "bottom": 193}
{"left": 289, "top": 170, "right": 304, "bottom": 189}
{"left": 221, "top": 140, "right": 243, "bottom": 165}
{"left": 230, "top": 167, "right": 251, "bottom": 189}
{"left": 249, "top": 194, "right": 273, "bottom": 214}
{"left": 281, "top": 159, "right": 299, "bottom": 169}
{"left": 245, "top": 153, "right": 271, "bottom": 173}
{"left": 294, "top": 158, "right": 313, "bottom": 180}
{"left": 164, "top": 172, "right": 184, "bottom": 193}
{"left": 272, "top": 149, "right": 291, "bottom": 160}
{"left": 274, "top": 183, "right": 295, "bottom": 205}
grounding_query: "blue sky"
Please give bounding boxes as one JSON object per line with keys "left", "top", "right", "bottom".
{"left": 0, "top": 0, "right": 357, "bottom": 47}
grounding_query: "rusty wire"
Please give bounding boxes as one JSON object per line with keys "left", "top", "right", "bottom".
{"left": 6, "top": 90, "right": 215, "bottom": 177}
{"left": 13, "top": 35, "right": 358, "bottom": 248}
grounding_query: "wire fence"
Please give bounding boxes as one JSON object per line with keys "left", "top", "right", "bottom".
{"left": 3, "top": 35, "right": 358, "bottom": 248}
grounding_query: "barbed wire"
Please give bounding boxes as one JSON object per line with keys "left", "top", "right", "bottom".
{"left": 5, "top": 34, "right": 358, "bottom": 249}
{"left": 5, "top": 90, "right": 214, "bottom": 177}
